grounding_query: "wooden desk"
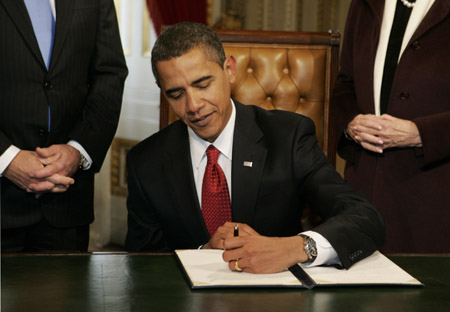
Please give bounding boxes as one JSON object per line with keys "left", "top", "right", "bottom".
{"left": 2, "top": 253, "right": 450, "bottom": 312}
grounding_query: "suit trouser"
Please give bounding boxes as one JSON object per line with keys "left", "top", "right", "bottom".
{"left": 1, "top": 218, "right": 89, "bottom": 253}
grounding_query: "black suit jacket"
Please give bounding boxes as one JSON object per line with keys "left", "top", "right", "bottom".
{"left": 126, "top": 102, "right": 384, "bottom": 269}
{"left": 0, "top": 0, "right": 127, "bottom": 228}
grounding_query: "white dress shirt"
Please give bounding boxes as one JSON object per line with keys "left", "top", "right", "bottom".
{"left": 188, "top": 99, "right": 338, "bottom": 266}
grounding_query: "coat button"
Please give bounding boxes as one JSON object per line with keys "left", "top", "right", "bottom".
{"left": 400, "top": 92, "right": 409, "bottom": 100}
{"left": 44, "top": 81, "right": 53, "bottom": 90}
{"left": 411, "top": 41, "right": 420, "bottom": 50}
{"left": 39, "top": 128, "right": 47, "bottom": 136}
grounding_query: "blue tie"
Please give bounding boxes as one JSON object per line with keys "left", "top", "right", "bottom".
{"left": 24, "top": 0, "right": 55, "bottom": 69}
{"left": 24, "top": 0, "right": 55, "bottom": 130}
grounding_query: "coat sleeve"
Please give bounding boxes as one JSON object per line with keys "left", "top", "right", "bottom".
{"left": 293, "top": 117, "right": 385, "bottom": 269}
{"left": 67, "top": 0, "right": 128, "bottom": 172}
{"left": 413, "top": 110, "right": 450, "bottom": 167}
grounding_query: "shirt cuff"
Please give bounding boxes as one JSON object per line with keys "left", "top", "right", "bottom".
{"left": 0, "top": 145, "right": 21, "bottom": 176}
{"left": 300, "top": 230, "right": 341, "bottom": 267}
{"left": 67, "top": 140, "right": 93, "bottom": 170}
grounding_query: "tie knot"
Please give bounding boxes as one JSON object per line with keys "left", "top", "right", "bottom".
{"left": 206, "top": 145, "right": 220, "bottom": 165}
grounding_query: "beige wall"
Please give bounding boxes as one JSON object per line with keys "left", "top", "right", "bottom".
{"left": 209, "top": 0, "right": 351, "bottom": 33}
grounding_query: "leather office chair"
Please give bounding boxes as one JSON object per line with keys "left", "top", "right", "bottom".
{"left": 160, "top": 29, "right": 340, "bottom": 166}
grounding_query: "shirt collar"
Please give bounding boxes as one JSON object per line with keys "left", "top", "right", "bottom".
{"left": 188, "top": 99, "right": 236, "bottom": 169}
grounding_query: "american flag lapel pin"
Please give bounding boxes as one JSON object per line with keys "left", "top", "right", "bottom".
{"left": 243, "top": 161, "right": 253, "bottom": 167}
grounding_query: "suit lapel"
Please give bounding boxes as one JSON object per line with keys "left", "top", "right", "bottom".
{"left": 163, "top": 122, "right": 210, "bottom": 243}
{"left": 49, "top": 0, "right": 75, "bottom": 71}
{"left": 0, "top": 0, "right": 45, "bottom": 69}
{"left": 409, "top": 0, "right": 450, "bottom": 43}
{"left": 231, "top": 102, "right": 267, "bottom": 224}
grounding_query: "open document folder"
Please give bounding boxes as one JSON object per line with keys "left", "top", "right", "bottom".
{"left": 174, "top": 249, "right": 422, "bottom": 289}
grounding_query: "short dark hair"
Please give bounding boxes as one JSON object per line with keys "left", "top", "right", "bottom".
{"left": 151, "top": 22, "right": 226, "bottom": 84}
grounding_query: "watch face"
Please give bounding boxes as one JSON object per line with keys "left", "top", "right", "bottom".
{"left": 302, "top": 236, "right": 317, "bottom": 260}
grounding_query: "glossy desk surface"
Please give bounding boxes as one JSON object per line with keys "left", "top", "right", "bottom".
{"left": 2, "top": 253, "right": 450, "bottom": 312}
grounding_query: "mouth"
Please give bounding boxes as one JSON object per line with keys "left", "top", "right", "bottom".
{"left": 190, "top": 112, "right": 214, "bottom": 127}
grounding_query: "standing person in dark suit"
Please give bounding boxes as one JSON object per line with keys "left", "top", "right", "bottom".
{"left": 0, "top": 0, "right": 128, "bottom": 252}
{"left": 125, "top": 22, "right": 384, "bottom": 273}
{"left": 333, "top": 0, "right": 450, "bottom": 253}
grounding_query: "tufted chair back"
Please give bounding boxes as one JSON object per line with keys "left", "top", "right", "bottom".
{"left": 159, "top": 29, "right": 340, "bottom": 166}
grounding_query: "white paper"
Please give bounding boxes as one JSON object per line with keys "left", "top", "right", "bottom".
{"left": 175, "top": 249, "right": 422, "bottom": 288}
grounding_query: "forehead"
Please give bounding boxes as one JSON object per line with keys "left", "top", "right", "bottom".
{"left": 156, "top": 48, "right": 223, "bottom": 86}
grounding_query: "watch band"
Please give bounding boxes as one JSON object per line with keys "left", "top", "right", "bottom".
{"left": 299, "top": 234, "right": 317, "bottom": 263}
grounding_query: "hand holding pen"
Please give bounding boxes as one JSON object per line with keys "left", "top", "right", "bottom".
{"left": 203, "top": 222, "right": 259, "bottom": 249}
{"left": 233, "top": 225, "right": 243, "bottom": 271}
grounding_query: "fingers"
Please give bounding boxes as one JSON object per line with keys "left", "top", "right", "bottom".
{"left": 35, "top": 146, "right": 58, "bottom": 158}
{"left": 360, "top": 142, "right": 383, "bottom": 154}
{"left": 39, "top": 152, "right": 61, "bottom": 166}
{"left": 28, "top": 174, "right": 74, "bottom": 193}
{"left": 223, "top": 236, "right": 304, "bottom": 274}
{"left": 354, "top": 132, "right": 384, "bottom": 153}
{"left": 27, "top": 180, "right": 56, "bottom": 193}
{"left": 46, "top": 174, "right": 75, "bottom": 186}
{"left": 223, "top": 236, "right": 245, "bottom": 252}
{"left": 236, "top": 223, "right": 260, "bottom": 236}
{"left": 30, "top": 163, "right": 61, "bottom": 179}
{"left": 348, "top": 114, "right": 385, "bottom": 153}
{"left": 221, "top": 222, "right": 260, "bottom": 236}
{"left": 349, "top": 114, "right": 383, "bottom": 132}
{"left": 207, "top": 222, "right": 260, "bottom": 249}
{"left": 3, "top": 150, "right": 46, "bottom": 190}
{"left": 228, "top": 259, "right": 246, "bottom": 272}
{"left": 35, "top": 144, "right": 80, "bottom": 178}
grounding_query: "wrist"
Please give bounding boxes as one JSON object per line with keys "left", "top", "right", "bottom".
{"left": 289, "top": 235, "right": 309, "bottom": 263}
{"left": 78, "top": 152, "right": 89, "bottom": 169}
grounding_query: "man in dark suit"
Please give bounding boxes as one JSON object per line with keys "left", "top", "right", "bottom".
{"left": 125, "top": 22, "right": 384, "bottom": 273}
{"left": 0, "top": 0, "right": 127, "bottom": 252}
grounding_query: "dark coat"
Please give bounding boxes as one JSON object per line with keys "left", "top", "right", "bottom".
{"left": 333, "top": 0, "right": 450, "bottom": 252}
{"left": 0, "top": 0, "right": 128, "bottom": 228}
{"left": 125, "top": 101, "right": 385, "bottom": 269}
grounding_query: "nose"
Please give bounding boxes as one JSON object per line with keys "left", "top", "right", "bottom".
{"left": 186, "top": 90, "right": 204, "bottom": 114}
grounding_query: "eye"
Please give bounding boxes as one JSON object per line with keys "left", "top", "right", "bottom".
{"left": 197, "top": 81, "right": 210, "bottom": 89}
{"left": 168, "top": 90, "right": 184, "bottom": 100}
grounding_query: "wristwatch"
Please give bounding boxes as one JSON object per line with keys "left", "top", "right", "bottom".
{"left": 299, "top": 234, "right": 317, "bottom": 263}
{"left": 79, "top": 153, "right": 89, "bottom": 169}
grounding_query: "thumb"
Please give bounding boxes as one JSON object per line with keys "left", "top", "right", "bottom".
{"left": 36, "top": 146, "right": 57, "bottom": 158}
{"left": 39, "top": 152, "right": 61, "bottom": 166}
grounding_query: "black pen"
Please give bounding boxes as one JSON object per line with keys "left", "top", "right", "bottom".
{"left": 234, "top": 225, "right": 239, "bottom": 237}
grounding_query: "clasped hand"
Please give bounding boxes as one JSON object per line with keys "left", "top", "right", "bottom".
{"left": 4, "top": 144, "right": 80, "bottom": 194}
{"left": 346, "top": 114, "right": 422, "bottom": 153}
{"left": 204, "top": 222, "right": 307, "bottom": 274}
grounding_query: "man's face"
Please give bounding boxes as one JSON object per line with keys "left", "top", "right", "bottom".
{"left": 157, "top": 48, "right": 236, "bottom": 142}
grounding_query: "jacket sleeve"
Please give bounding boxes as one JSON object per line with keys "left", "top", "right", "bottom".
{"left": 293, "top": 117, "right": 385, "bottom": 269}
{"left": 67, "top": 0, "right": 128, "bottom": 172}
{"left": 413, "top": 111, "right": 450, "bottom": 167}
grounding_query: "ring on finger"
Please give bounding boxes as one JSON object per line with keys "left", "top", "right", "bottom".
{"left": 235, "top": 259, "right": 243, "bottom": 272}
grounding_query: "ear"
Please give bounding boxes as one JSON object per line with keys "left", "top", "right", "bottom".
{"left": 223, "top": 55, "right": 237, "bottom": 84}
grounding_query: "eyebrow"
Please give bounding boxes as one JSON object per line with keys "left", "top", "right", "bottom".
{"left": 192, "top": 75, "right": 213, "bottom": 85}
{"left": 165, "top": 75, "right": 213, "bottom": 97}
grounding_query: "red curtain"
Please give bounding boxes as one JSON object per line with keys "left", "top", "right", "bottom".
{"left": 146, "top": 0, "right": 207, "bottom": 35}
